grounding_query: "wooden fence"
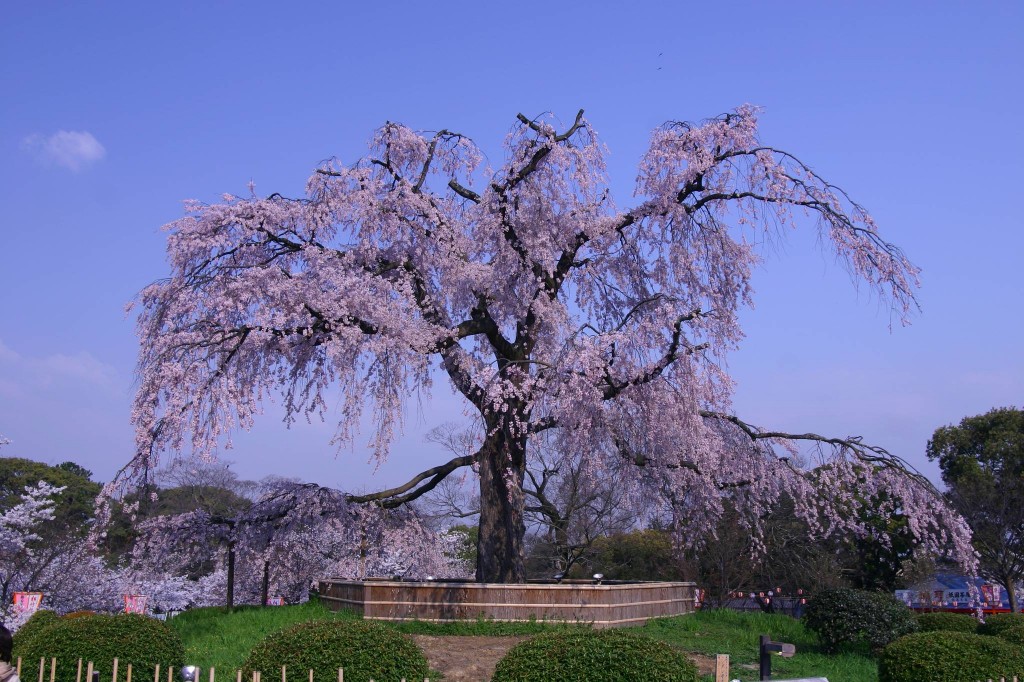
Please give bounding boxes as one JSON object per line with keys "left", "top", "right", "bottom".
{"left": 14, "top": 658, "right": 432, "bottom": 682}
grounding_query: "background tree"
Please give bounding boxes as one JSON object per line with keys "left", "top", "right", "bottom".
{"left": 928, "top": 407, "right": 1024, "bottom": 612}
{"left": 129, "top": 106, "right": 971, "bottom": 582}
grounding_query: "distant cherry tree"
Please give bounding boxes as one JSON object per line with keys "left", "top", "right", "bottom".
{"left": 129, "top": 107, "right": 973, "bottom": 582}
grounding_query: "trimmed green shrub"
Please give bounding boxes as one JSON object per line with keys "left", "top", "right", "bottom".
{"left": 803, "top": 588, "right": 918, "bottom": 653}
{"left": 16, "top": 614, "right": 184, "bottom": 682}
{"left": 879, "top": 631, "right": 1024, "bottom": 682}
{"left": 492, "top": 629, "right": 699, "bottom": 682}
{"left": 997, "top": 624, "right": 1024, "bottom": 647}
{"left": 242, "top": 620, "right": 428, "bottom": 682}
{"left": 979, "top": 613, "right": 1024, "bottom": 637}
{"left": 12, "top": 610, "right": 59, "bottom": 654}
{"left": 916, "top": 611, "right": 979, "bottom": 633}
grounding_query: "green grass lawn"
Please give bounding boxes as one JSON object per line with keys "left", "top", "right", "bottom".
{"left": 642, "top": 609, "right": 878, "bottom": 682}
{"left": 170, "top": 602, "right": 878, "bottom": 681}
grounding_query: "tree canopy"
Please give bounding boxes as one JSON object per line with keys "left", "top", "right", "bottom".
{"left": 928, "top": 407, "right": 1024, "bottom": 612}
{"left": 129, "top": 106, "right": 971, "bottom": 582}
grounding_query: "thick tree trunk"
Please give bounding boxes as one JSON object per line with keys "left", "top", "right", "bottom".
{"left": 261, "top": 559, "right": 270, "bottom": 606}
{"left": 1007, "top": 581, "right": 1019, "bottom": 613}
{"left": 476, "top": 430, "right": 527, "bottom": 583}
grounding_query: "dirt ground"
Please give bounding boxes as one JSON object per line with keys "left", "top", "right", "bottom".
{"left": 410, "top": 634, "right": 718, "bottom": 681}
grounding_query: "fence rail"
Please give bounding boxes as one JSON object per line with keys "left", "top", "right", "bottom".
{"left": 15, "top": 657, "right": 431, "bottom": 682}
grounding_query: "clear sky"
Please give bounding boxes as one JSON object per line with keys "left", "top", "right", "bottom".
{"left": 1, "top": 1, "right": 1021, "bottom": 494}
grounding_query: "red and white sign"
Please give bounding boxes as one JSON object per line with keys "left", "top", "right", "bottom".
{"left": 12, "top": 592, "right": 43, "bottom": 613}
{"left": 267, "top": 596, "right": 284, "bottom": 606}
{"left": 124, "top": 595, "right": 149, "bottom": 614}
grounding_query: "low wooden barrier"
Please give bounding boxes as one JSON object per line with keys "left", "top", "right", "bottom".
{"left": 317, "top": 578, "right": 696, "bottom": 627}
{"left": 14, "top": 657, "right": 430, "bottom": 682}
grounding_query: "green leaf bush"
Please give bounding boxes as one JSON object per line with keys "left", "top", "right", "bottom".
{"left": 12, "top": 610, "right": 59, "bottom": 654}
{"left": 996, "top": 624, "right": 1024, "bottom": 647}
{"left": 979, "top": 613, "right": 1024, "bottom": 637}
{"left": 915, "top": 611, "right": 979, "bottom": 633}
{"left": 15, "top": 614, "right": 184, "bottom": 682}
{"left": 242, "top": 620, "right": 428, "bottom": 682}
{"left": 491, "top": 629, "right": 699, "bottom": 682}
{"left": 879, "top": 631, "right": 1024, "bottom": 682}
{"left": 803, "top": 588, "right": 918, "bottom": 653}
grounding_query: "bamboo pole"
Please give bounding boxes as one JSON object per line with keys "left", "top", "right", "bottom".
{"left": 281, "top": 666, "right": 285, "bottom": 682}
{"left": 49, "top": 658, "right": 56, "bottom": 682}
{"left": 86, "top": 661, "right": 94, "bottom": 682}
{"left": 76, "top": 659, "right": 82, "bottom": 682}
{"left": 127, "top": 664, "right": 133, "bottom": 682}
{"left": 153, "top": 664, "right": 160, "bottom": 682}
{"left": 38, "top": 657, "right": 45, "bottom": 682}
{"left": 112, "top": 658, "right": 119, "bottom": 682}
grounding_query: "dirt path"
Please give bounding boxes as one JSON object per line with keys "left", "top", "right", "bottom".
{"left": 411, "top": 635, "right": 530, "bottom": 681}
{"left": 410, "top": 634, "right": 718, "bottom": 681}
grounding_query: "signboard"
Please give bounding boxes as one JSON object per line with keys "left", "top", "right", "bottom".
{"left": 943, "top": 589, "right": 971, "bottom": 605}
{"left": 124, "top": 594, "right": 149, "bottom": 614}
{"left": 981, "top": 584, "right": 1002, "bottom": 605}
{"left": 266, "top": 596, "right": 285, "bottom": 606}
{"left": 13, "top": 592, "right": 43, "bottom": 613}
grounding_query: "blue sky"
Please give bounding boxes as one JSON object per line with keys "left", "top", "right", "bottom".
{"left": 0, "top": 1, "right": 1021, "bottom": 493}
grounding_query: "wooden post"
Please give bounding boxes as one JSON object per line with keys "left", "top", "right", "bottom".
{"left": 209, "top": 667, "right": 215, "bottom": 682}
{"left": 76, "top": 659, "right": 82, "bottom": 682}
{"left": 337, "top": 669, "right": 343, "bottom": 682}
{"left": 261, "top": 561, "right": 271, "bottom": 607}
{"left": 86, "top": 661, "right": 94, "bottom": 682}
{"left": 127, "top": 664, "right": 133, "bottom": 682}
{"left": 307, "top": 671, "right": 312, "bottom": 682}
{"left": 153, "top": 664, "right": 160, "bottom": 682}
{"left": 280, "top": 666, "right": 285, "bottom": 682}
{"left": 49, "top": 658, "right": 56, "bottom": 682}
{"left": 226, "top": 541, "right": 236, "bottom": 610}
{"left": 38, "top": 657, "right": 45, "bottom": 682}
{"left": 167, "top": 667, "right": 173, "bottom": 682}
{"left": 112, "top": 658, "right": 119, "bottom": 682}
{"left": 714, "top": 654, "right": 729, "bottom": 682}
{"left": 235, "top": 670, "right": 241, "bottom": 682}
{"left": 16, "top": 658, "right": 21, "bottom": 677}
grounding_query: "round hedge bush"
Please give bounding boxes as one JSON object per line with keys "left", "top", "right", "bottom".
{"left": 491, "top": 630, "right": 699, "bottom": 682}
{"left": 997, "top": 624, "right": 1024, "bottom": 647}
{"left": 916, "top": 611, "right": 979, "bottom": 634}
{"left": 242, "top": 620, "right": 428, "bottom": 682}
{"left": 12, "top": 610, "right": 59, "bottom": 655}
{"left": 979, "top": 613, "right": 1024, "bottom": 637}
{"left": 803, "top": 588, "right": 918, "bottom": 653}
{"left": 879, "top": 631, "right": 1024, "bottom": 682}
{"left": 16, "top": 614, "right": 184, "bottom": 682}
